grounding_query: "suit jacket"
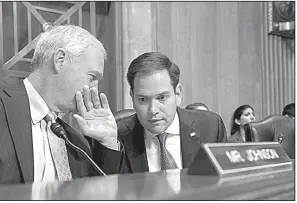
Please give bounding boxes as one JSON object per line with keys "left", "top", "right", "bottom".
{"left": 117, "top": 107, "right": 227, "bottom": 173}
{"left": 227, "top": 131, "right": 245, "bottom": 143}
{"left": 0, "top": 83, "right": 122, "bottom": 184}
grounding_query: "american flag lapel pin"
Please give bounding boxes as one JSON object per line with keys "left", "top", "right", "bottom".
{"left": 190, "top": 132, "right": 196, "bottom": 137}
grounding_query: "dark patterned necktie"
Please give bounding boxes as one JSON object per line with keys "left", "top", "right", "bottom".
{"left": 156, "top": 132, "right": 178, "bottom": 170}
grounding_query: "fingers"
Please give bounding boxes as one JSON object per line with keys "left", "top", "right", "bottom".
{"left": 76, "top": 85, "right": 110, "bottom": 114}
{"left": 90, "top": 87, "right": 101, "bottom": 109}
{"left": 83, "top": 86, "right": 93, "bottom": 111}
{"left": 73, "top": 114, "right": 90, "bottom": 136}
{"left": 99, "top": 93, "right": 110, "bottom": 109}
{"left": 75, "top": 91, "right": 87, "bottom": 117}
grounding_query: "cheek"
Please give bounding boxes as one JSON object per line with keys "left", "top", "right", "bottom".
{"left": 133, "top": 103, "right": 147, "bottom": 119}
{"left": 241, "top": 117, "right": 250, "bottom": 124}
{"left": 162, "top": 98, "right": 177, "bottom": 115}
{"left": 61, "top": 80, "right": 88, "bottom": 105}
{"left": 66, "top": 80, "right": 83, "bottom": 92}
{"left": 72, "top": 76, "right": 89, "bottom": 91}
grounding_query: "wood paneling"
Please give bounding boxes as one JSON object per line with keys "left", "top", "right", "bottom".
{"left": 0, "top": 2, "right": 3, "bottom": 67}
{"left": 261, "top": 2, "right": 295, "bottom": 117}
{"left": 120, "top": 2, "right": 156, "bottom": 109}
{"left": 237, "top": 2, "right": 263, "bottom": 122}
{"left": 215, "top": 2, "right": 240, "bottom": 130}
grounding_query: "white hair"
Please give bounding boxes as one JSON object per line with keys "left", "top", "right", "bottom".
{"left": 31, "top": 24, "right": 107, "bottom": 71}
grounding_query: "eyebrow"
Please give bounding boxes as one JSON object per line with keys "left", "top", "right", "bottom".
{"left": 156, "top": 91, "right": 171, "bottom": 96}
{"left": 136, "top": 91, "right": 171, "bottom": 97}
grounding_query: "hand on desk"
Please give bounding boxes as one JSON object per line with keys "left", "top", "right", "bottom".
{"left": 73, "top": 85, "right": 118, "bottom": 150}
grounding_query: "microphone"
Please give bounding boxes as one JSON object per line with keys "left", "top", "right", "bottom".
{"left": 50, "top": 122, "right": 107, "bottom": 177}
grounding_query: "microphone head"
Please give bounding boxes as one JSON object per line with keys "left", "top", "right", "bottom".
{"left": 50, "top": 122, "right": 66, "bottom": 139}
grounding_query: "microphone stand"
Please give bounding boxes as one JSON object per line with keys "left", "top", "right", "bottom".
{"left": 50, "top": 122, "right": 107, "bottom": 177}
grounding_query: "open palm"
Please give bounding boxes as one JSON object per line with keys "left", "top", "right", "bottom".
{"left": 74, "top": 86, "right": 118, "bottom": 150}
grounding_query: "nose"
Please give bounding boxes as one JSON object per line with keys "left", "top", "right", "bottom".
{"left": 250, "top": 114, "right": 255, "bottom": 121}
{"left": 148, "top": 99, "right": 159, "bottom": 115}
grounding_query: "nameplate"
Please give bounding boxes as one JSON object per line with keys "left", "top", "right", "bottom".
{"left": 188, "top": 142, "right": 292, "bottom": 177}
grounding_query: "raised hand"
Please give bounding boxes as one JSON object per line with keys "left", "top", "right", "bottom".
{"left": 73, "top": 85, "right": 118, "bottom": 150}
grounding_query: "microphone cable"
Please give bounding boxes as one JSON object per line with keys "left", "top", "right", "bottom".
{"left": 50, "top": 122, "right": 107, "bottom": 177}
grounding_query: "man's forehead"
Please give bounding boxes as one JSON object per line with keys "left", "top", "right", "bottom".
{"left": 135, "top": 90, "right": 171, "bottom": 97}
{"left": 134, "top": 69, "right": 169, "bottom": 78}
{"left": 133, "top": 82, "right": 174, "bottom": 96}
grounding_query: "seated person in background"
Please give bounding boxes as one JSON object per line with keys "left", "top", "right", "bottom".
{"left": 282, "top": 103, "right": 295, "bottom": 119}
{"left": 117, "top": 52, "right": 227, "bottom": 173}
{"left": 228, "top": 105, "right": 255, "bottom": 143}
{"left": 185, "top": 102, "right": 209, "bottom": 111}
{"left": 0, "top": 25, "right": 122, "bottom": 184}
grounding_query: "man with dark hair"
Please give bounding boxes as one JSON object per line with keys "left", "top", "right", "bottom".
{"left": 117, "top": 52, "right": 227, "bottom": 173}
{"left": 282, "top": 103, "right": 295, "bottom": 118}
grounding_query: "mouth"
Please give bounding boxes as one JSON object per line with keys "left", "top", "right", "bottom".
{"left": 148, "top": 119, "right": 164, "bottom": 124}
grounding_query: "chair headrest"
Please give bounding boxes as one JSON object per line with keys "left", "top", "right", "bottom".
{"left": 244, "top": 115, "right": 295, "bottom": 158}
{"left": 114, "top": 109, "right": 136, "bottom": 122}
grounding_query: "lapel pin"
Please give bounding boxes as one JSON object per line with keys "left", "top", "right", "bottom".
{"left": 190, "top": 132, "right": 196, "bottom": 137}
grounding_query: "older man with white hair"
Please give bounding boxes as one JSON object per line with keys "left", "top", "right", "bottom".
{"left": 0, "top": 25, "right": 122, "bottom": 184}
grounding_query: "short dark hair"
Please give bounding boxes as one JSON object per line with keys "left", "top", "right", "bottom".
{"left": 185, "top": 102, "right": 209, "bottom": 111}
{"left": 126, "top": 52, "right": 180, "bottom": 91}
{"left": 230, "top": 104, "right": 254, "bottom": 135}
{"left": 282, "top": 103, "right": 295, "bottom": 118}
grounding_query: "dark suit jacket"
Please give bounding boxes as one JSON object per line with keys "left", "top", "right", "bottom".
{"left": 0, "top": 83, "right": 122, "bottom": 184}
{"left": 227, "top": 131, "right": 245, "bottom": 143}
{"left": 117, "top": 107, "right": 227, "bottom": 173}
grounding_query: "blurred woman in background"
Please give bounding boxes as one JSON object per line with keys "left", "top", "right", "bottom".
{"left": 228, "top": 104, "right": 255, "bottom": 143}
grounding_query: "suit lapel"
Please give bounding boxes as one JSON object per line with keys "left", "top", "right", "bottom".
{"left": 178, "top": 108, "right": 201, "bottom": 168}
{"left": 57, "top": 117, "right": 91, "bottom": 155}
{"left": 124, "top": 115, "right": 149, "bottom": 173}
{"left": 2, "top": 85, "right": 34, "bottom": 182}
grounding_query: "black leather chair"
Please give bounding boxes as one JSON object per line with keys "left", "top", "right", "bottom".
{"left": 244, "top": 115, "right": 295, "bottom": 159}
{"left": 114, "top": 109, "right": 136, "bottom": 122}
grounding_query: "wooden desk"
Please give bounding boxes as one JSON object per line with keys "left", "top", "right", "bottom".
{"left": 0, "top": 168, "right": 294, "bottom": 200}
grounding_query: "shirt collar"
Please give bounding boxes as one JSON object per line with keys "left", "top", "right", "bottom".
{"left": 23, "top": 78, "right": 50, "bottom": 124}
{"left": 144, "top": 112, "right": 180, "bottom": 139}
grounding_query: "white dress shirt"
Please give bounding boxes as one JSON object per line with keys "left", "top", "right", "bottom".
{"left": 23, "top": 78, "right": 58, "bottom": 182}
{"left": 144, "top": 112, "right": 183, "bottom": 172}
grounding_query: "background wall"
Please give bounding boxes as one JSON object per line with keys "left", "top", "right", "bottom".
{"left": 0, "top": 2, "right": 294, "bottom": 135}
{"left": 117, "top": 1, "right": 295, "bottom": 135}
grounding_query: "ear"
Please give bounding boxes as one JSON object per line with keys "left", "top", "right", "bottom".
{"left": 129, "top": 89, "right": 134, "bottom": 99}
{"left": 130, "top": 89, "right": 136, "bottom": 109}
{"left": 53, "top": 48, "right": 68, "bottom": 74}
{"left": 175, "top": 83, "right": 183, "bottom": 106}
{"left": 235, "top": 118, "right": 241, "bottom": 125}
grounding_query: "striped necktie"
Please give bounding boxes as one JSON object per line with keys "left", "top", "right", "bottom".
{"left": 44, "top": 112, "right": 72, "bottom": 181}
{"left": 156, "top": 132, "right": 178, "bottom": 170}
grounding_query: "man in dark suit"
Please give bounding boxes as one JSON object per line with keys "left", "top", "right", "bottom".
{"left": 0, "top": 25, "right": 122, "bottom": 184}
{"left": 117, "top": 52, "right": 227, "bottom": 173}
